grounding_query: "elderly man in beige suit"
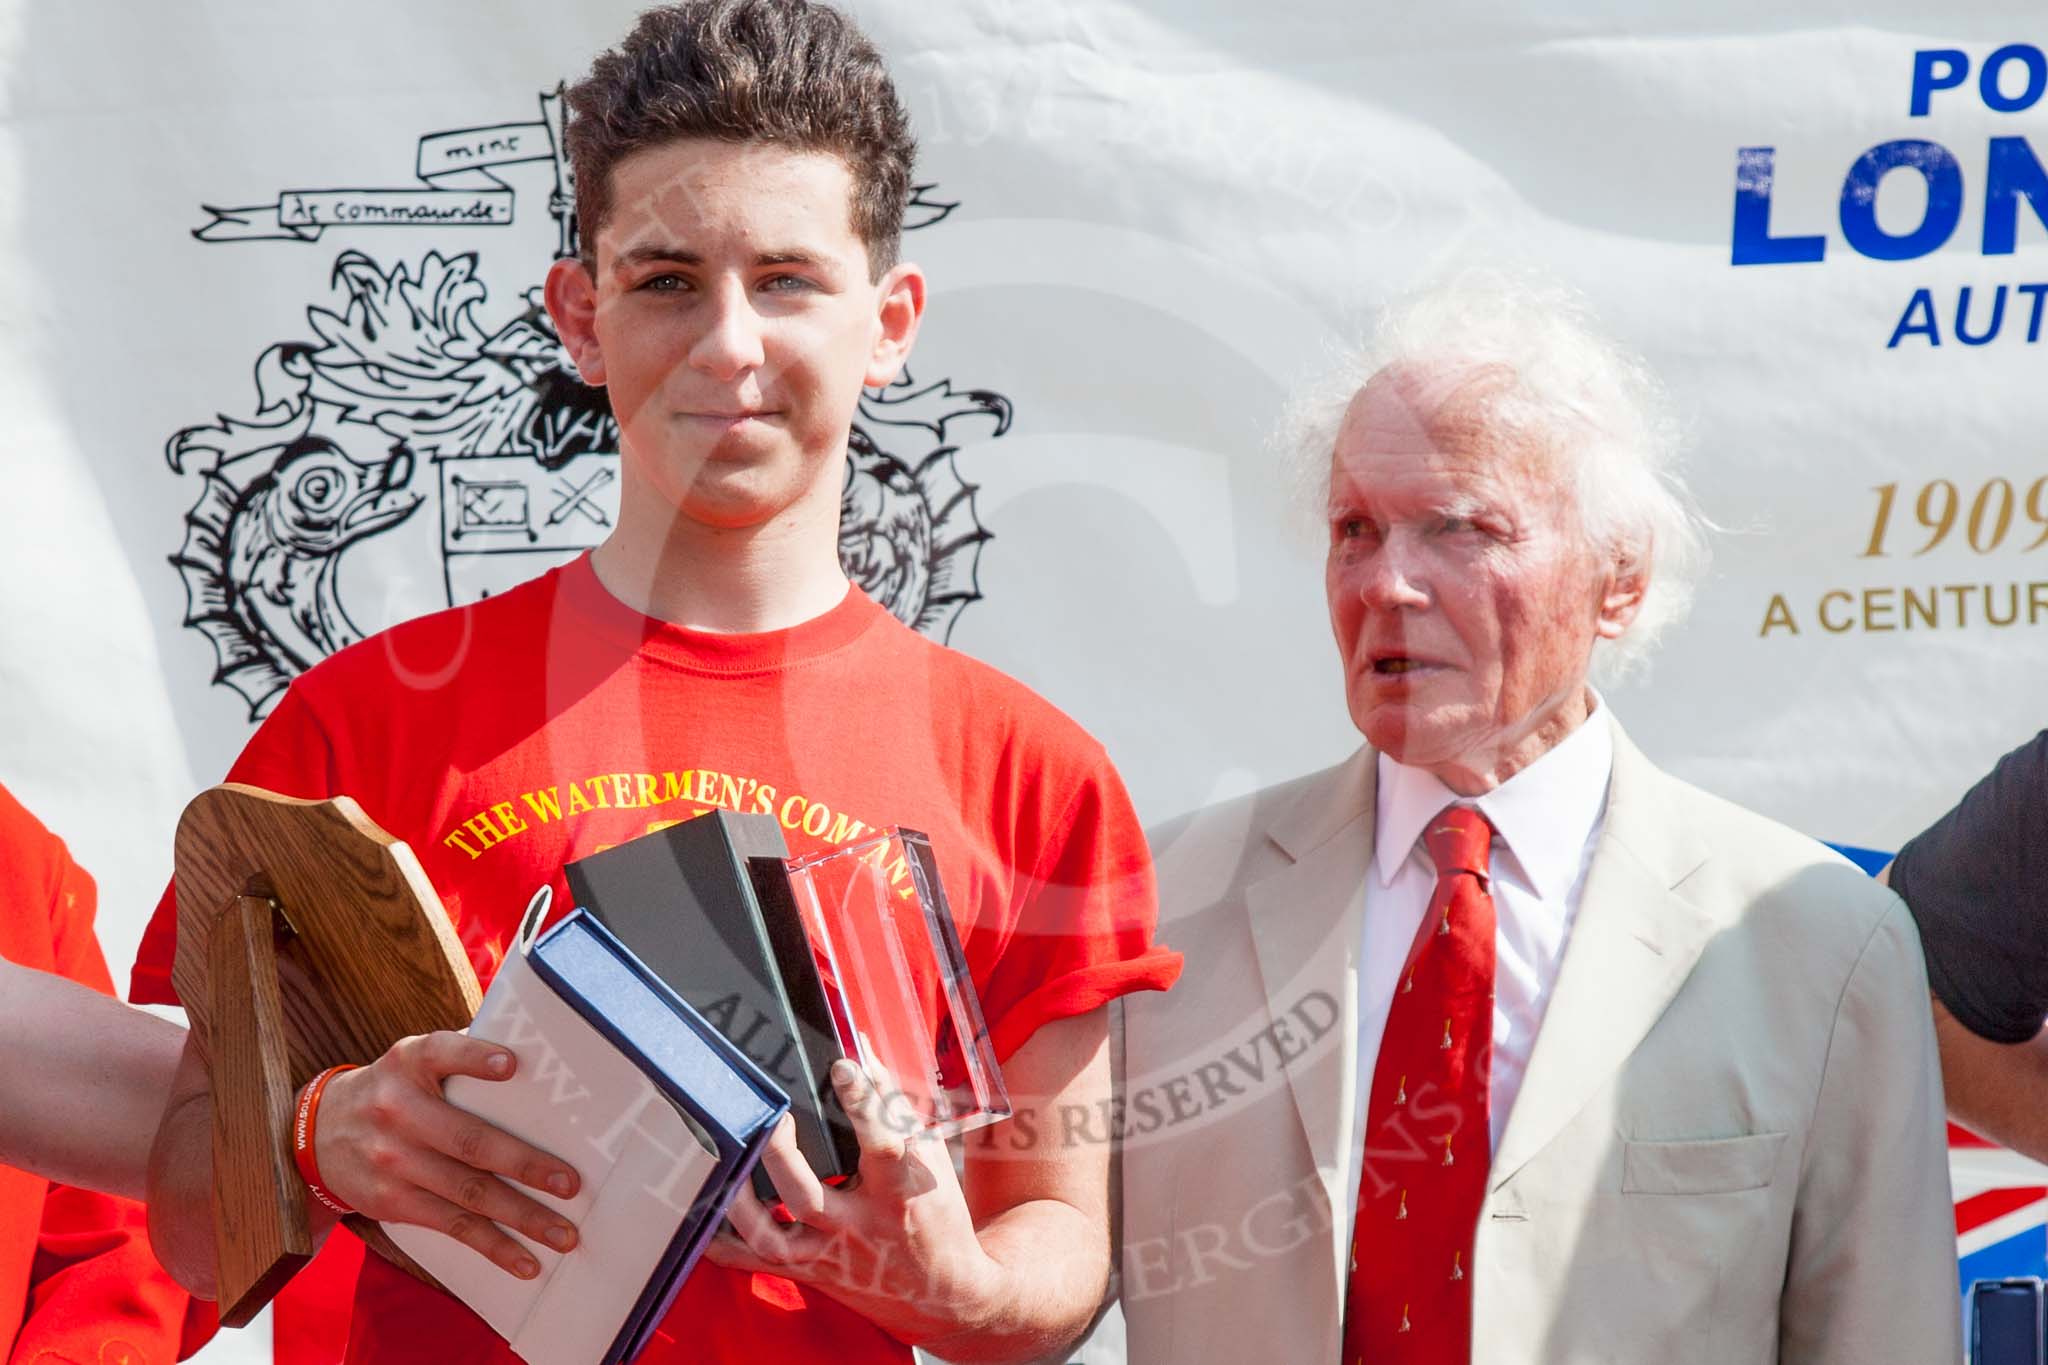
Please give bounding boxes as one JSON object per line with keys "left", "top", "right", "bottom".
{"left": 1117, "top": 283, "right": 1959, "bottom": 1364}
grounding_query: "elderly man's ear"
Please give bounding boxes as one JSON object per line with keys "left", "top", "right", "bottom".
{"left": 1594, "top": 553, "right": 1650, "bottom": 639}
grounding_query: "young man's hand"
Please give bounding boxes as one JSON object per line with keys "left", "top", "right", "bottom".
{"left": 705, "top": 1060, "right": 1003, "bottom": 1342}
{"left": 150, "top": 1028, "right": 584, "bottom": 1296}
{"left": 705, "top": 1010, "right": 1114, "bottom": 1362}
{"left": 313, "top": 1031, "right": 583, "bottom": 1280}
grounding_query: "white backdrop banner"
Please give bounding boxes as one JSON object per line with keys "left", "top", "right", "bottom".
{"left": 3, "top": 3, "right": 2044, "bottom": 1360}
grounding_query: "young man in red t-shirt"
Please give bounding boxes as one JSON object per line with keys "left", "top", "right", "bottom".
{"left": 133, "top": 1, "right": 1179, "bottom": 1360}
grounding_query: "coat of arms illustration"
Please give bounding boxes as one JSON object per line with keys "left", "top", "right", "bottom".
{"left": 170, "top": 90, "right": 1007, "bottom": 718}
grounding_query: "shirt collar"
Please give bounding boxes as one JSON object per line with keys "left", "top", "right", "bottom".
{"left": 1373, "top": 696, "right": 1616, "bottom": 901}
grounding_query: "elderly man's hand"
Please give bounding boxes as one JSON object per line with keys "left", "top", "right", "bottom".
{"left": 314, "top": 1031, "right": 582, "bottom": 1280}
{"left": 704, "top": 1059, "right": 1002, "bottom": 1343}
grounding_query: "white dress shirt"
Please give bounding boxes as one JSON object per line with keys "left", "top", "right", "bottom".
{"left": 1343, "top": 705, "right": 1614, "bottom": 1238}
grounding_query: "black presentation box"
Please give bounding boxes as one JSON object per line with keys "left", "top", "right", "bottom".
{"left": 564, "top": 811, "right": 859, "bottom": 1189}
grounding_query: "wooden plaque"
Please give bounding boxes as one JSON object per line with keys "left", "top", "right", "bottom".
{"left": 172, "top": 784, "right": 483, "bottom": 1325}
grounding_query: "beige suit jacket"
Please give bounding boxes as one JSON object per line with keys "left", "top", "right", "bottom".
{"left": 1117, "top": 719, "right": 1960, "bottom": 1364}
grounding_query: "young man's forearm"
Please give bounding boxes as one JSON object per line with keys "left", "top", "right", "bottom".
{"left": 922, "top": 1198, "right": 1108, "bottom": 1363}
{"left": 936, "top": 1016, "right": 1117, "bottom": 1363}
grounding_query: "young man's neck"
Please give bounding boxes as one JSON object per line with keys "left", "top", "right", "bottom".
{"left": 589, "top": 474, "right": 850, "bottom": 634}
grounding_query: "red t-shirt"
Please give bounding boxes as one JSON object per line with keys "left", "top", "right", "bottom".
{"left": 0, "top": 782, "right": 192, "bottom": 1364}
{"left": 130, "top": 554, "right": 1179, "bottom": 1364}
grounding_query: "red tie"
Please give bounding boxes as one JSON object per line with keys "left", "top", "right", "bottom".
{"left": 1343, "top": 805, "right": 1497, "bottom": 1364}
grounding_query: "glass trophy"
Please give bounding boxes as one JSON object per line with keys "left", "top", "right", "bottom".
{"left": 565, "top": 812, "right": 1010, "bottom": 1177}
{"left": 785, "top": 829, "right": 1010, "bottom": 1138}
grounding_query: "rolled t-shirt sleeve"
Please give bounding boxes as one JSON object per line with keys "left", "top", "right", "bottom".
{"left": 979, "top": 754, "right": 1182, "bottom": 1063}
{"left": 128, "top": 683, "right": 341, "bottom": 1006}
{"left": 1890, "top": 730, "right": 2048, "bottom": 1043}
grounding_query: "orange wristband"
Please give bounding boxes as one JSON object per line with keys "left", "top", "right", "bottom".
{"left": 292, "top": 1064, "right": 361, "bottom": 1216}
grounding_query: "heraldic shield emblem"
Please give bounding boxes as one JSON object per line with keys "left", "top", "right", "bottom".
{"left": 169, "top": 89, "right": 1008, "bottom": 720}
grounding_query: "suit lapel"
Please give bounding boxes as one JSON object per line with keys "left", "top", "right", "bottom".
{"left": 1242, "top": 748, "right": 1374, "bottom": 1289}
{"left": 1489, "top": 719, "right": 1717, "bottom": 1189}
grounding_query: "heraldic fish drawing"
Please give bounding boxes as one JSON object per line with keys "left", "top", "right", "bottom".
{"left": 169, "top": 91, "right": 1008, "bottom": 719}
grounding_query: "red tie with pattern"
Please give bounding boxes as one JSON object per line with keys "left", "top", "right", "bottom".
{"left": 1343, "top": 804, "right": 1496, "bottom": 1364}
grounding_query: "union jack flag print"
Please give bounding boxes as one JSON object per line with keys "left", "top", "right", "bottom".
{"left": 1954, "top": 1124, "right": 2048, "bottom": 1296}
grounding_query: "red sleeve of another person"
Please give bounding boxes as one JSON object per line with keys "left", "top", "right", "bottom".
{"left": 979, "top": 753, "right": 1182, "bottom": 1063}
{"left": 0, "top": 788, "right": 190, "bottom": 1365}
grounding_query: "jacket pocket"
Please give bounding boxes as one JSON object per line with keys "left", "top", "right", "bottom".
{"left": 1621, "top": 1131, "right": 1788, "bottom": 1195}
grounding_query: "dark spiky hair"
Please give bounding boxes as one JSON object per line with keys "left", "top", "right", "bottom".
{"left": 565, "top": 0, "right": 915, "bottom": 280}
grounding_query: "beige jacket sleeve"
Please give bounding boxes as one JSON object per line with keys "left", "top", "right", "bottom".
{"left": 1778, "top": 898, "right": 1961, "bottom": 1364}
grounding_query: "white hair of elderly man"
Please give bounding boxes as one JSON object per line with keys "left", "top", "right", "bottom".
{"left": 1280, "top": 270, "right": 1713, "bottom": 680}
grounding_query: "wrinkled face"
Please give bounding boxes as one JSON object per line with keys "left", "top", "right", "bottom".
{"left": 548, "top": 138, "right": 917, "bottom": 531}
{"left": 1324, "top": 369, "right": 1637, "bottom": 792}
